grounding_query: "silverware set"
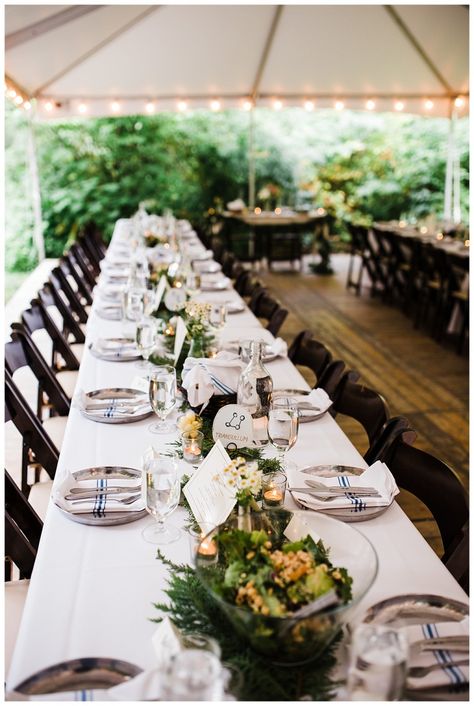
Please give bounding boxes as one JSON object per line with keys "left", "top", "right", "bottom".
{"left": 289, "top": 478, "right": 381, "bottom": 500}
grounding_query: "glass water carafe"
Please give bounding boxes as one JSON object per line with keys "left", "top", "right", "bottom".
{"left": 237, "top": 340, "right": 273, "bottom": 446}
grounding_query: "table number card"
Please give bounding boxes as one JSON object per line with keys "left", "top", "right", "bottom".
{"left": 173, "top": 316, "right": 188, "bottom": 364}
{"left": 182, "top": 440, "right": 235, "bottom": 530}
{"left": 212, "top": 404, "right": 253, "bottom": 450}
{"left": 164, "top": 287, "right": 187, "bottom": 312}
{"left": 155, "top": 275, "right": 168, "bottom": 309}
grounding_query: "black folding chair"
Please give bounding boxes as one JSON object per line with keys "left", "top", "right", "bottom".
{"left": 5, "top": 470, "right": 44, "bottom": 580}
{"left": 332, "top": 373, "right": 390, "bottom": 451}
{"left": 288, "top": 331, "right": 333, "bottom": 385}
{"left": 22, "top": 300, "right": 80, "bottom": 373}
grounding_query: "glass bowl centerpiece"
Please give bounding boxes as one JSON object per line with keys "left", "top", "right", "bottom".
{"left": 195, "top": 510, "right": 378, "bottom": 665}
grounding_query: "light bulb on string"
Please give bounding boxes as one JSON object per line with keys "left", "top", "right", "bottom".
{"left": 304, "top": 100, "right": 314, "bottom": 112}
{"left": 273, "top": 98, "right": 283, "bottom": 111}
{"left": 454, "top": 96, "right": 465, "bottom": 108}
{"left": 210, "top": 99, "right": 221, "bottom": 112}
{"left": 335, "top": 100, "right": 345, "bottom": 111}
{"left": 424, "top": 99, "right": 434, "bottom": 111}
{"left": 242, "top": 99, "right": 253, "bottom": 111}
{"left": 78, "top": 102, "right": 88, "bottom": 114}
{"left": 23, "top": 101, "right": 31, "bottom": 111}
{"left": 44, "top": 101, "right": 54, "bottom": 112}
{"left": 366, "top": 99, "right": 375, "bottom": 111}
{"left": 177, "top": 100, "right": 188, "bottom": 112}
{"left": 394, "top": 100, "right": 404, "bottom": 111}
{"left": 145, "top": 101, "right": 155, "bottom": 114}
{"left": 110, "top": 100, "right": 120, "bottom": 113}
{"left": 7, "top": 88, "right": 17, "bottom": 99}
{"left": 14, "top": 95, "right": 23, "bottom": 105}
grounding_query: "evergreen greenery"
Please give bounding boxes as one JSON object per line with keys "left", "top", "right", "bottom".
{"left": 153, "top": 551, "right": 341, "bottom": 701}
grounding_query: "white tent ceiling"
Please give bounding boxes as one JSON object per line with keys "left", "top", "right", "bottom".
{"left": 5, "top": 4, "right": 469, "bottom": 119}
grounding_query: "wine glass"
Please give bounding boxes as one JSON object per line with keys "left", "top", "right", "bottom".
{"left": 267, "top": 396, "right": 299, "bottom": 473}
{"left": 148, "top": 365, "right": 177, "bottom": 434}
{"left": 142, "top": 452, "right": 181, "bottom": 544}
{"left": 136, "top": 318, "right": 156, "bottom": 371}
{"left": 209, "top": 303, "right": 227, "bottom": 330}
{"left": 186, "top": 271, "right": 201, "bottom": 297}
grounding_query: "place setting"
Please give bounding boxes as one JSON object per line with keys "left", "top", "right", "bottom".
{"left": 288, "top": 460, "right": 399, "bottom": 521}
{"left": 88, "top": 336, "right": 141, "bottom": 362}
{"left": 52, "top": 466, "right": 147, "bottom": 526}
{"left": 74, "top": 388, "right": 153, "bottom": 424}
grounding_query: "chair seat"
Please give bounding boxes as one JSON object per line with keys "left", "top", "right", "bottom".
{"left": 28, "top": 480, "right": 54, "bottom": 520}
{"left": 56, "top": 369, "right": 78, "bottom": 398}
{"left": 5, "top": 579, "right": 30, "bottom": 675}
{"left": 43, "top": 415, "right": 68, "bottom": 450}
{"left": 70, "top": 343, "right": 85, "bottom": 361}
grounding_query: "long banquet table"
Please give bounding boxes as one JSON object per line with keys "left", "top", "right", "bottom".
{"left": 7, "top": 219, "right": 468, "bottom": 694}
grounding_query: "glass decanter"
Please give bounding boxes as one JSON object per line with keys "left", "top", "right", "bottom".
{"left": 237, "top": 340, "right": 273, "bottom": 447}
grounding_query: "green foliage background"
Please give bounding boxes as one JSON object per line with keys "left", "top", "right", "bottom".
{"left": 5, "top": 100, "right": 469, "bottom": 272}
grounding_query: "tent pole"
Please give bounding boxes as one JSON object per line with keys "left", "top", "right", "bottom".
{"left": 27, "top": 112, "right": 45, "bottom": 262}
{"left": 443, "top": 105, "right": 454, "bottom": 222}
{"left": 248, "top": 108, "right": 256, "bottom": 209}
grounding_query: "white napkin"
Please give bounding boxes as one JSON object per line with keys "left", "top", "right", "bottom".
{"left": 74, "top": 390, "right": 151, "bottom": 419}
{"left": 181, "top": 351, "right": 243, "bottom": 407}
{"left": 405, "top": 618, "right": 469, "bottom": 691}
{"left": 227, "top": 198, "right": 246, "bottom": 211}
{"left": 269, "top": 337, "right": 288, "bottom": 357}
{"left": 289, "top": 461, "right": 399, "bottom": 511}
{"left": 52, "top": 471, "right": 145, "bottom": 515}
{"left": 94, "top": 339, "right": 137, "bottom": 356}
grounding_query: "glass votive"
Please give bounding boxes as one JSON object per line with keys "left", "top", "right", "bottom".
{"left": 181, "top": 431, "right": 204, "bottom": 465}
{"left": 347, "top": 624, "right": 408, "bottom": 701}
{"left": 262, "top": 471, "right": 287, "bottom": 508}
{"left": 186, "top": 524, "right": 216, "bottom": 565}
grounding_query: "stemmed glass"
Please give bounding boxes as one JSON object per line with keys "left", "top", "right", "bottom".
{"left": 209, "top": 303, "right": 227, "bottom": 347}
{"left": 267, "top": 396, "right": 299, "bottom": 473}
{"left": 136, "top": 318, "right": 156, "bottom": 371}
{"left": 142, "top": 451, "right": 181, "bottom": 544}
{"left": 148, "top": 365, "right": 177, "bottom": 434}
{"left": 186, "top": 271, "right": 201, "bottom": 297}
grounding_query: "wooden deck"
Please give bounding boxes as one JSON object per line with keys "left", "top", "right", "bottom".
{"left": 260, "top": 253, "right": 469, "bottom": 557}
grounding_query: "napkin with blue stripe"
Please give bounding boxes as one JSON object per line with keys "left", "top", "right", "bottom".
{"left": 289, "top": 461, "right": 399, "bottom": 512}
{"left": 405, "top": 618, "right": 469, "bottom": 692}
{"left": 53, "top": 472, "right": 145, "bottom": 516}
{"left": 181, "top": 351, "right": 243, "bottom": 407}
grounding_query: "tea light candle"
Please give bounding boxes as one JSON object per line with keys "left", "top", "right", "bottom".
{"left": 263, "top": 487, "right": 284, "bottom": 507}
{"left": 164, "top": 324, "right": 175, "bottom": 336}
{"left": 262, "top": 471, "right": 287, "bottom": 509}
{"left": 198, "top": 536, "right": 217, "bottom": 557}
{"left": 181, "top": 431, "right": 204, "bottom": 464}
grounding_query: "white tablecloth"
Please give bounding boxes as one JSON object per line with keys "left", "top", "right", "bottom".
{"left": 7, "top": 219, "right": 468, "bottom": 692}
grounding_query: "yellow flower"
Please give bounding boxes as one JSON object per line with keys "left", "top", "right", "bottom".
{"left": 177, "top": 411, "right": 202, "bottom": 435}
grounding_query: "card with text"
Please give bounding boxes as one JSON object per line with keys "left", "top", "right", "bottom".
{"left": 182, "top": 440, "right": 235, "bottom": 530}
{"left": 173, "top": 316, "right": 188, "bottom": 364}
{"left": 155, "top": 275, "right": 168, "bottom": 309}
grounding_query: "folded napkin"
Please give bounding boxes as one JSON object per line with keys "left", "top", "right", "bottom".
{"left": 74, "top": 390, "right": 150, "bottom": 419}
{"left": 405, "top": 618, "right": 469, "bottom": 691}
{"left": 181, "top": 351, "right": 243, "bottom": 407}
{"left": 227, "top": 198, "right": 246, "bottom": 212}
{"left": 94, "top": 339, "right": 138, "bottom": 357}
{"left": 268, "top": 337, "right": 288, "bottom": 357}
{"left": 289, "top": 461, "right": 399, "bottom": 512}
{"left": 299, "top": 388, "right": 332, "bottom": 414}
{"left": 53, "top": 471, "right": 145, "bottom": 516}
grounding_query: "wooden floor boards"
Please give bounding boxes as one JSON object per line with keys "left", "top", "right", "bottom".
{"left": 260, "top": 253, "right": 469, "bottom": 558}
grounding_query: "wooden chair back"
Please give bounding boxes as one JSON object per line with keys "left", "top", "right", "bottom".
{"left": 5, "top": 470, "right": 43, "bottom": 580}
{"left": 333, "top": 373, "right": 390, "bottom": 448}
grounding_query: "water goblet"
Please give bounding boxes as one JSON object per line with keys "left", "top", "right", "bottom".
{"left": 148, "top": 365, "right": 177, "bottom": 434}
{"left": 209, "top": 303, "right": 227, "bottom": 331}
{"left": 142, "top": 452, "right": 181, "bottom": 544}
{"left": 267, "top": 396, "right": 299, "bottom": 473}
{"left": 186, "top": 271, "right": 201, "bottom": 297}
{"left": 136, "top": 318, "right": 156, "bottom": 371}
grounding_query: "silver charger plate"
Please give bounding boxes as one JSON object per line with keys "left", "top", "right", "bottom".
{"left": 201, "top": 280, "right": 230, "bottom": 291}
{"left": 54, "top": 466, "right": 147, "bottom": 526}
{"left": 80, "top": 388, "right": 153, "bottom": 424}
{"left": 98, "top": 287, "right": 124, "bottom": 302}
{"left": 14, "top": 657, "right": 142, "bottom": 694}
{"left": 88, "top": 338, "right": 141, "bottom": 362}
{"left": 226, "top": 301, "right": 245, "bottom": 314}
{"left": 291, "top": 464, "right": 392, "bottom": 522}
{"left": 272, "top": 389, "right": 332, "bottom": 422}
{"left": 96, "top": 305, "right": 122, "bottom": 321}
{"left": 362, "top": 594, "right": 469, "bottom": 701}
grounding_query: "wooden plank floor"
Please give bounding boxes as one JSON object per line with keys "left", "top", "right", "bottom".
{"left": 258, "top": 254, "right": 469, "bottom": 557}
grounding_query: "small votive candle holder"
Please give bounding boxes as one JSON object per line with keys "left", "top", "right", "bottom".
{"left": 187, "top": 525, "right": 218, "bottom": 565}
{"left": 181, "top": 431, "right": 204, "bottom": 465}
{"left": 262, "top": 471, "right": 287, "bottom": 508}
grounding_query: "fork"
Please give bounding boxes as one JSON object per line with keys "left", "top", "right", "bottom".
{"left": 69, "top": 493, "right": 141, "bottom": 505}
{"left": 66, "top": 484, "right": 142, "bottom": 498}
{"left": 408, "top": 658, "right": 469, "bottom": 678}
{"left": 305, "top": 479, "right": 379, "bottom": 494}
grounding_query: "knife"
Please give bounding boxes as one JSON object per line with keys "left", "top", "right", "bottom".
{"left": 289, "top": 488, "right": 381, "bottom": 497}
{"left": 66, "top": 485, "right": 142, "bottom": 499}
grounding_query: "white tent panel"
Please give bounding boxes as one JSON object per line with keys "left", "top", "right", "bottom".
{"left": 394, "top": 5, "right": 469, "bottom": 93}
{"left": 260, "top": 5, "right": 443, "bottom": 95}
{"left": 47, "top": 5, "right": 274, "bottom": 98}
{"left": 5, "top": 5, "right": 69, "bottom": 35}
{"left": 6, "top": 6, "right": 148, "bottom": 95}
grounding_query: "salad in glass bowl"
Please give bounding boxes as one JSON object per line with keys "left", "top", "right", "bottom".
{"left": 195, "top": 510, "right": 378, "bottom": 664}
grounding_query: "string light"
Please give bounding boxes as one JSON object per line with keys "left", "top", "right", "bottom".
{"left": 110, "top": 100, "right": 121, "bottom": 113}
{"left": 335, "top": 100, "right": 345, "bottom": 111}
{"left": 13, "top": 95, "right": 23, "bottom": 105}
{"left": 145, "top": 101, "right": 155, "bottom": 114}
{"left": 210, "top": 99, "right": 221, "bottom": 111}
{"left": 366, "top": 99, "right": 376, "bottom": 111}
{"left": 254, "top": 207, "right": 262, "bottom": 215}
{"left": 424, "top": 99, "right": 434, "bottom": 111}
{"left": 177, "top": 100, "right": 188, "bottom": 112}
{"left": 78, "top": 102, "right": 88, "bottom": 114}
{"left": 44, "top": 101, "right": 54, "bottom": 112}
{"left": 23, "top": 101, "right": 31, "bottom": 111}
{"left": 242, "top": 99, "right": 253, "bottom": 111}
{"left": 454, "top": 96, "right": 465, "bottom": 108}
{"left": 304, "top": 100, "right": 314, "bottom": 112}
{"left": 7, "top": 88, "right": 17, "bottom": 99}
{"left": 273, "top": 98, "right": 283, "bottom": 111}
{"left": 394, "top": 100, "right": 404, "bottom": 111}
